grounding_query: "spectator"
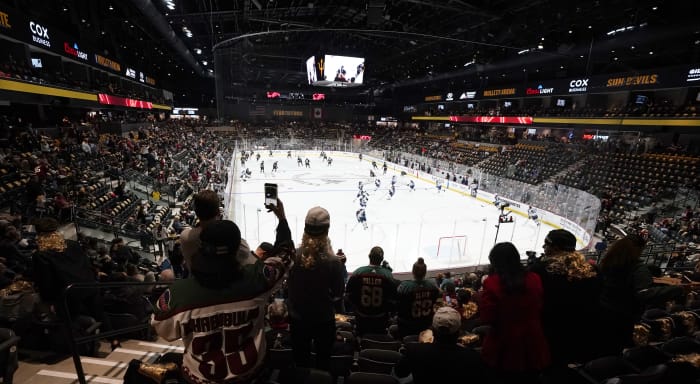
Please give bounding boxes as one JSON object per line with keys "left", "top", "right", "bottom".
{"left": 286, "top": 206, "right": 345, "bottom": 370}
{"left": 266, "top": 299, "right": 291, "bottom": 349}
{"left": 597, "top": 235, "right": 685, "bottom": 356}
{"left": 31, "top": 217, "right": 120, "bottom": 350}
{"left": 152, "top": 222, "right": 169, "bottom": 259}
{"left": 529, "top": 229, "right": 600, "bottom": 367}
{"left": 253, "top": 242, "right": 274, "bottom": 260}
{"left": 346, "top": 246, "right": 398, "bottom": 335}
{"left": 395, "top": 307, "right": 489, "bottom": 383}
{"left": 439, "top": 271, "right": 454, "bottom": 290}
{"left": 396, "top": 257, "right": 440, "bottom": 337}
{"left": 336, "top": 249, "right": 348, "bottom": 283}
{"left": 180, "top": 189, "right": 254, "bottom": 268}
{"left": 480, "top": 242, "right": 550, "bottom": 384}
{"left": 152, "top": 200, "right": 292, "bottom": 383}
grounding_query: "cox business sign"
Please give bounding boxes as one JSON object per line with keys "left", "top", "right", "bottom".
{"left": 29, "top": 20, "right": 50, "bottom": 47}
{"left": 568, "top": 78, "right": 589, "bottom": 93}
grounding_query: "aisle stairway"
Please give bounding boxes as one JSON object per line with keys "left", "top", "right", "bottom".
{"left": 16, "top": 338, "right": 184, "bottom": 384}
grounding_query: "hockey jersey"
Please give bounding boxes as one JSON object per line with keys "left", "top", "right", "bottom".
{"left": 152, "top": 222, "right": 293, "bottom": 384}
{"left": 396, "top": 279, "right": 440, "bottom": 333}
{"left": 347, "top": 265, "right": 397, "bottom": 317}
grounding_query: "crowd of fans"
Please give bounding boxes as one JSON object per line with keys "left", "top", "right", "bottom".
{"left": 0, "top": 117, "right": 697, "bottom": 384}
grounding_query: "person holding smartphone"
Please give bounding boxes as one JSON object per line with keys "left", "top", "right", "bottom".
{"left": 286, "top": 206, "right": 345, "bottom": 370}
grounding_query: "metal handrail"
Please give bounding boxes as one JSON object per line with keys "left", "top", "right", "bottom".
{"left": 61, "top": 280, "right": 173, "bottom": 384}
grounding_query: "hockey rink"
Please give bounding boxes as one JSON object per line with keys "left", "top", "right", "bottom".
{"left": 227, "top": 151, "right": 558, "bottom": 274}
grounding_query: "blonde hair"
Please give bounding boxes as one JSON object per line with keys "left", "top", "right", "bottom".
{"left": 545, "top": 250, "right": 597, "bottom": 281}
{"left": 298, "top": 232, "right": 333, "bottom": 269}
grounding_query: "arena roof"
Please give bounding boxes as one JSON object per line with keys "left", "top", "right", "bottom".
{"left": 14, "top": 0, "right": 700, "bottom": 94}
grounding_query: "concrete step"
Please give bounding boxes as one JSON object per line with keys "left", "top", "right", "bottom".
{"left": 17, "top": 339, "right": 185, "bottom": 384}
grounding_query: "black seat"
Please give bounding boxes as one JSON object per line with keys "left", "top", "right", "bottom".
{"left": 0, "top": 328, "right": 20, "bottom": 384}
{"left": 345, "top": 372, "right": 399, "bottom": 384}
{"left": 360, "top": 334, "right": 401, "bottom": 351}
{"left": 268, "top": 348, "right": 295, "bottom": 370}
{"left": 357, "top": 349, "right": 402, "bottom": 374}
{"left": 623, "top": 345, "right": 670, "bottom": 370}
{"left": 276, "top": 367, "right": 333, "bottom": 384}
{"left": 581, "top": 356, "right": 639, "bottom": 382}
{"left": 660, "top": 336, "right": 700, "bottom": 355}
{"left": 328, "top": 354, "right": 354, "bottom": 379}
{"left": 602, "top": 364, "right": 668, "bottom": 384}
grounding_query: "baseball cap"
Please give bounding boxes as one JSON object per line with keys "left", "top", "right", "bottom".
{"left": 544, "top": 229, "right": 577, "bottom": 252}
{"left": 432, "top": 306, "right": 461, "bottom": 335}
{"left": 304, "top": 206, "right": 330, "bottom": 236}
{"left": 191, "top": 220, "right": 241, "bottom": 274}
{"left": 258, "top": 242, "right": 274, "bottom": 253}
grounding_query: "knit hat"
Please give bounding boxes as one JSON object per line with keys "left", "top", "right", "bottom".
{"left": 304, "top": 206, "right": 330, "bottom": 236}
{"left": 545, "top": 229, "right": 577, "bottom": 252}
{"left": 191, "top": 220, "right": 242, "bottom": 274}
{"left": 432, "top": 306, "right": 461, "bottom": 335}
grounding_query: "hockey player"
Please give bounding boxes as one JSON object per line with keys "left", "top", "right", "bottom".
{"left": 470, "top": 180, "right": 478, "bottom": 197}
{"left": 369, "top": 169, "right": 376, "bottom": 178}
{"left": 387, "top": 184, "right": 396, "bottom": 200}
{"left": 391, "top": 175, "right": 397, "bottom": 186}
{"left": 269, "top": 149, "right": 273, "bottom": 157}
{"left": 297, "top": 156, "right": 303, "bottom": 167}
{"left": 327, "top": 157, "right": 333, "bottom": 166}
{"left": 305, "top": 158, "right": 311, "bottom": 168}
{"left": 359, "top": 153, "right": 363, "bottom": 161}
{"left": 240, "top": 168, "right": 252, "bottom": 181}
{"left": 287, "top": 150, "right": 292, "bottom": 159}
{"left": 359, "top": 194, "right": 368, "bottom": 208}
{"left": 358, "top": 180, "right": 364, "bottom": 192}
{"left": 356, "top": 207, "right": 368, "bottom": 230}
{"left": 260, "top": 161, "right": 265, "bottom": 173}
{"left": 436, "top": 178, "right": 443, "bottom": 193}
{"left": 372, "top": 160, "right": 377, "bottom": 169}
{"left": 408, "top": 179, "right": 415, "bottom": 192}
{"left": 374, "top": 178, "right": 381, "bottom": 191}
{"left": 528, "top": 205, "right": 540, "bottom": 225}
{"left": 272, "top": 161, "right": 278, "bottom": 174}
{"left": 255, "top": 153, "right": 260, "bottom": 161}
{"left": 383, "top": 162, "right": 388, "bottom": 175}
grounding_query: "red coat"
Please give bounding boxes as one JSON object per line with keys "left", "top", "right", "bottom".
{"left": 479, "top": 272, "right": 550, "bottom": 372}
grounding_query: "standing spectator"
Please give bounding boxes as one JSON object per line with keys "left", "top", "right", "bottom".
{"left": 346, "top": 246, "right": 398, "bottom": 335}
{"left": 336, "top": 249, "right": 348, "bottom": 283}
{"left": 180, "top": 189, "right": 253, "bottom": 269}
{"left": 395, "top": 307, "right": 488, "bottom": 383}
{"left": 529, "top": 229, "right": 600, "bottom": 367}
{"left": 180, "top": 190, "right": 221, "bottom": 266}
{"left": 480, "top": 242, "right": 550, "bottom": 384}
{"left": 152, "top": 200, "right": 292, "bottom": 383}
{"left": 396, "top": 257, "right": 440, "bottom": 337}
{"left": 286, "top": 206, "right": 345, "bottom": 370}
{"left": 597, "top": 235, "right": 685, "bottom": 356}
{"left": 152, "top": 222, "right": 169, "bottom": 260}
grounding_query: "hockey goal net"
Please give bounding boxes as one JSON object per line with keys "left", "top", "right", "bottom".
{"left": 436, "top": 235, "right": 468, "bottom": 260}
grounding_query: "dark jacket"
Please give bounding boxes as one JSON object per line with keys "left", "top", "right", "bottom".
{"left": 529, "top": 251, "right": 601, "bottom": 365}
{"left": 287, "top": 249, "right": 345, "bottom": 323}
{"left": 395, "top": 341, "right": 489, "bottom": 384}
{"left": 598, "top": 262, "right": 684, "bottom": 355}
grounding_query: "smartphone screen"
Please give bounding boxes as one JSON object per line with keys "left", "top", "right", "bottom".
{"left": 264, "top": 183, "right": 278, "bottom": 206}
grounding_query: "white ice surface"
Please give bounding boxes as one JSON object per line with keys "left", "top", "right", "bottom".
{"left": 228, "top": 151, "right": 555, "bottom": 274}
